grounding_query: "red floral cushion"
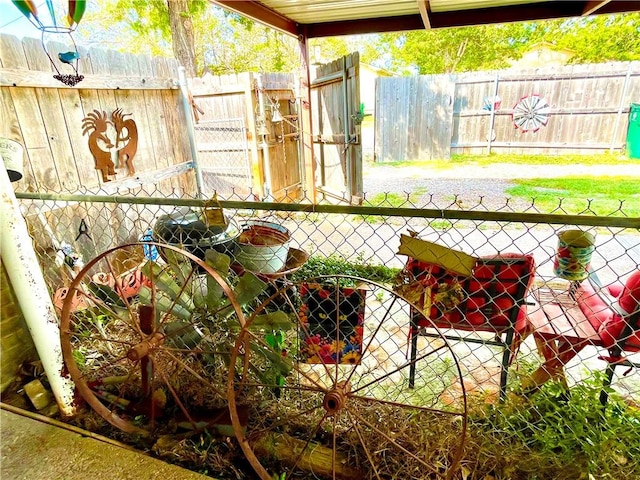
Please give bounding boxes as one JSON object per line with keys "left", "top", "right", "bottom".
{"left": 408, "top": 253, "right": 535, "bottom": 331}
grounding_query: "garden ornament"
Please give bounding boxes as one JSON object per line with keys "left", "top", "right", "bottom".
{"left": 512, "top": 94, "right": 551, "bottom": 133}
{"left": 82, "top": 109, "right": 138, "bottom": 182}
{"left": 11, "top": 0, "right": 86, "bottom": 86}
{"left": 75, "top": 218, "right": 91, "bottom": 240}
{"left": 112, "top": 108, "right": 138, "bottom": 177}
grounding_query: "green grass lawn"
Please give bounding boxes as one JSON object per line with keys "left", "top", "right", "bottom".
{"left": 506, "top": 176, "right": 640, "bottom": 216}
{"left": 450, "top": 152, "right": 639, "bottom": 166}
{"left": 367, "top": 154, "right": 639, "bottom": 215}
{"left": 370, "top": 152, "right": 639, "bottom": 170}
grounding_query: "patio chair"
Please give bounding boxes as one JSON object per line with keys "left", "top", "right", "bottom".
{"left": 577, "top": 270, "right": 640, "bottom": 405}
{"left": 403, "top": 254, "right": 536, "bottom": 401}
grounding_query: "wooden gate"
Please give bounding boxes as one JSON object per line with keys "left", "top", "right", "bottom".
{"left": 190, "top": 72, "right": 302, "bottom": 201}
{"left": 311, "top": 53, "right": 363, "bottom": 203}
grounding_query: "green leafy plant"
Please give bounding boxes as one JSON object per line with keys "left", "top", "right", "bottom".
{"left": 290, "top": 253, "right": 400, "bottom": 285}
{"left": 471, "top": 376, "right": 640, "bottom": 479}
{"left": 138, "top": 249, "right": 294, "bottom": 386}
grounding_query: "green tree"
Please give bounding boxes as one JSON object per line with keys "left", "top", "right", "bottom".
{"left": 83, "top": 1, "right": 303, "bottom": 75}
{"left": 308, "top": 35, "right": 383, "bottom": 66}
{"left": 200, "top": 14, "right": 301, "bottom": 74}
{"left": 541, "top": 13, "right": 640, "bottom": 63}
{"left": 381, "top": 23, "right": 533, "bottom": 74}
{"left": 376, "top": 12, "right": 640, "bottom": 75}
{"left": 81, "top": 6, "right": 640, "bottom": 76}
{"left": 91, "top": 0, "right": 206, "bottom": 75}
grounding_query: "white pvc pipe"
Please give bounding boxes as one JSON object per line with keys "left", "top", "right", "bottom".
{"left": 178, "top": 65, "right": 205, "bottom": 199}
{"left": 0, "top": 165, "right": 75, "bottom": 417}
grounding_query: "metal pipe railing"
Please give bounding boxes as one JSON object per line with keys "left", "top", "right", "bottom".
{"left": 15, "top": 192, "right": 640, "bottom": 229}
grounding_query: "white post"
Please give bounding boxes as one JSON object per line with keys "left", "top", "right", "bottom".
{"left": 486, "top": 72, "right": 500, "bottom": 155}
{"left": 0, "top": 165, "right": 76, "bottom": 417}
{"left": 178, "top": 65, "right": 205, "bottom": 198}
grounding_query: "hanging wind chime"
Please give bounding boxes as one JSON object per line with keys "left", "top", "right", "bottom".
{"left": 11, "top": 0, "right": 86, "bottom": 86}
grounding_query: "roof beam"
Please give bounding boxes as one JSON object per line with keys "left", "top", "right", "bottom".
{"left": 427, "top": 2, "right": 586, "bottom": 28}
{"left": 211, "top": 0, "right": 640, "bottom": 40}
{"left": 582, "top": 1, "right": 612, "bottom": 16}
{"left": 418, "top": 1, "right": 432, "bottom": 29}
{"left": 596, "top": 0, "right": 640, "bottom": 14}
{"left": 209, "top": 0, "right": 299, "bottom": 37}
{"left": 305, "top": 15, "right": 425, "bottom": 38}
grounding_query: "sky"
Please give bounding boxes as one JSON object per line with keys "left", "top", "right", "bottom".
{"left": 0, "top": 0, "right": 105, "bottom": 41}
{"left": 0, "top": 1, "right": 131, "bottom": 51}
{"left": 0, "top": 1, "right": 50, "bottom": 38}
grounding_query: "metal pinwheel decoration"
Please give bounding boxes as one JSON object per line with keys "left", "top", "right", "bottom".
{"left": 512, "top": 94, "right": 551, "bottom": 133}
{"left": 11, "top": 0, "right": 86, "bottom": 86}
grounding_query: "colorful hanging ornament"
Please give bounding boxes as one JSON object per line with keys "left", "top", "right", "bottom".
{"left": 11, "top": 0, "right": 87, "bottom": 86}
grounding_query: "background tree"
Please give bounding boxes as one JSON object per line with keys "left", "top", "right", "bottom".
{"left": 375, "top": 13, "right": 640, "bottom": 74}
{"left": 199, "top": 14, "right": 301, "bottom": 74}
{"left": 539, "top": 13, "right": 640, "bottom": 63}
{"left": 380, "top": 23, "right": 534, "bottom": 74}
{"left": 90, "top": 0, "right": 205, "bottom": 75}
{"left": 167, "top": 0, "right": 198, "bottom": 77}
{"left": 82, "top": 5, "right": 639, "bottom": 76}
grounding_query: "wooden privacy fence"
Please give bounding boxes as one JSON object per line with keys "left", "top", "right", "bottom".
{"left": 1, "top": 33, "right": 360, "bottom": 204}
{"left": 375, "top": 61, "right": 640, "bottom": 161}
{"left": 0, "top": 33, "right": 195, "bottom": 197}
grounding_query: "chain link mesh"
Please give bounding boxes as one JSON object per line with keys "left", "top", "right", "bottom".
{"left": 194, "top": 118, "right": 253, "bottom": 198}
{"left": 16, "top": 184, "right": 640, "bottom": 478}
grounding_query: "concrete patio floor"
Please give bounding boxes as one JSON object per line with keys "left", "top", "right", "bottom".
{"left": 0, "top": 404, "right": 211, "bottom": 480}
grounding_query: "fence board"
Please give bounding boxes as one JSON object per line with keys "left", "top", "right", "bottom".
{"left": 1, "top": 87, "right": 36, "bottom": 190}
{"left": 376, "top": 75, "right": 454, "bottom": 162}
{"left": 0, "top": 34, "right": 27, "bottom": 69}
{"left": 11, "top": 88, "right": 61, "bottom": 190}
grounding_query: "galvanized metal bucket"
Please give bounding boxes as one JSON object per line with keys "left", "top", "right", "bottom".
{"left": 236, "top": 221, "right": 291, "bottom": 274}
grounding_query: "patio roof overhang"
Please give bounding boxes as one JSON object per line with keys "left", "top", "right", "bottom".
{"left": 209, "top": 1, "right": 640, "bottom": 38}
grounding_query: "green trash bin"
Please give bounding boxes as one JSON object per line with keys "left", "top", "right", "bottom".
{"left": 627, "top": 103, "right": 640, "bottom": 159}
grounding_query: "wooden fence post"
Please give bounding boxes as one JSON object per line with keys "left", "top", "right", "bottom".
{"left": 243, "top": 72, "right": 263, "bottom": 198}
{"left": 298, "top": 31, "right": 317, "bottom": 203}
{"left": 611, "top": 62, "right": 633, "bottom": 153}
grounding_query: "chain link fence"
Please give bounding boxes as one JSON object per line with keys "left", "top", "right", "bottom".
{"left": 194, "top": 118, "right": 253, "bottom": 198}
{"left": 14, "top": 184, "right": 640, "bottom": 479}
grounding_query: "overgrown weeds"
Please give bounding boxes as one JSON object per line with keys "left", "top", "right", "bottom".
{"left": 465, "top": 376, "right": 640, "bottom": 479}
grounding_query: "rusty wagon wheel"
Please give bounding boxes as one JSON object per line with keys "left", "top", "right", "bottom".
{"left": 60, "top": 243, "right": 247, "bottom": 437}
{"left": 227, "top": 275, "right": 468, "bottom": 480}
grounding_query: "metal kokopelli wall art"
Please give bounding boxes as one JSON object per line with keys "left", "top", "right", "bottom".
{"left": 82, "top": 109, "right": 138, "bottom": 182}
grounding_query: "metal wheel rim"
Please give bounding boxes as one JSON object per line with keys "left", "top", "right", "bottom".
{"left": 227, "top": 274, "right": 468, "bottom": 480}
{"left": 60, "top": 242, "right": 247, "bottom": 437}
